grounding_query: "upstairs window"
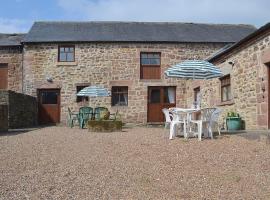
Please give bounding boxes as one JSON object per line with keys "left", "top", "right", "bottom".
{"left": 58, "top": 45, "right": 75, "bottom": 62}
{"left": 220, "top": 75, "right": 231, "bottom": 102}
{"left": 111, "top": 86, "right": 128, "bottom": 106}
{"left": 140, "top": 52, "right": 161, "bottom": 79}
{"left": 76, "top": 85, "right": 89, "bottom": 102}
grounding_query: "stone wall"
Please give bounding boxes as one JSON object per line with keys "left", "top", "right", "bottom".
{"left": 0, "top": 105, "right": 8, "bottom": 131}
{"left": 0, "top": 90, "right": 37, "bottom": 129}
{"left": 0, "top": 46, "right": 23, "bottom": 92}
{"left": 23, "top": 42, "right": 227, "bottom": 123}
{"left": 186, "top": 30, "right": 270, "bottom": 130}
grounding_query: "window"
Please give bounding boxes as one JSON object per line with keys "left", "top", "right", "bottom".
{"left": 112, "top": 86, "right": 128, "bottom": 106}
{"left": 41, "top": 91, "right": 58, "bottom": 104}
{"left": 194, "top": 87, "right": 200, "bottom": 108}
{"left": 76, "top": 85, "right": 89, "bottom": 102}
{"left": 58, "top": 45, "right": 75, "bottom": 62}
{"left": 163, "top": 87, "right": 176, "bottom": 104}
{"left": 140, "top": 52, "right": 161, "bottom": 79}
{"left": 220, "top": 75, "right": 231, "bottom": 102}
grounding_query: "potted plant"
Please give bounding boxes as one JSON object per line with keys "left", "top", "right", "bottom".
{"left": 226, "top": 111, "right": 242, "bottom": 131}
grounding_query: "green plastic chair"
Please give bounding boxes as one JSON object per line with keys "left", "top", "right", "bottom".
{"left": 67, "top": 108, "right": 79, "bottom": 128}
{"left": 94, "top": 107, "right": 108, "bottom": 120}
{"left": 79, "top": 107, "right": 93, "bottom": 128}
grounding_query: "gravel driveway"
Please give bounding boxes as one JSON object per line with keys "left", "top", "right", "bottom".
{"left": 1, "top": 126, "right": 270, "bottom": 199}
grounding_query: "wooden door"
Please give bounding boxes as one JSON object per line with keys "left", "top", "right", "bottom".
{"left": 38, "top": 89, "right": 60, "bottom": 124}
{"left": 0, "top": 63, "right": 8, "bottom": 89}
{"left": 147, "top": 86, "right": 176, "bottom": 122}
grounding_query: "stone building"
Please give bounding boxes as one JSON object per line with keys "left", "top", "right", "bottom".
{"left": 0, "top": 21, "right": 257, "bottom": 125}
{"left": 186, "top": 23, "right": 270, "bottom": 130}
{"left": 0, "top": 33, "right": 25, "bottom": 92}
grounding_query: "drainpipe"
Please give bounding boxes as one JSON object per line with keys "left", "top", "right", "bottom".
{"left": 21, "top": 43, "right": 24, "bottom": 94}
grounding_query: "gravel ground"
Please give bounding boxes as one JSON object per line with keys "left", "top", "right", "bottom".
{"left": 1, "top": 126, "right": 270, "bottom": 200}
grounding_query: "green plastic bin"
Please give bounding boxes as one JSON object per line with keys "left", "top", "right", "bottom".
{"left": 226, "top": 117, "right": 242, "bottom": 131}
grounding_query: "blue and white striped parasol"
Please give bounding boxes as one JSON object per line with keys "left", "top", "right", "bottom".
{"left": 77, "top": 86, "right": 111, "bottom": 97}
{"left": 165, "top": 60, "right": 223, "bottom": 79}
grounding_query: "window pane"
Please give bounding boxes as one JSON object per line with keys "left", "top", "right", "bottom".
{"left": 120, "top": 94, "right": 125, "bottom": 103}
{"left": 69, "top": 47, "right": 74, "bottom": 52}
{"left": 59, "top": 53, "right": 66, "bottom": 61}
{"left": 141, "top": 53, "right": 147, "bottom": 58}
{"left": 112, "top": 86, "right": 128, "bottom": 106}
{"left": 67, "top": 53, "right": 74, "bottom": 61}
{"left": 60, "top": 47, "right": 65, "bottom": 52}
{"left": 42, "top": 91, "right": 58, "bottom": 104}
{"left": 164, "top": 87, "right": 175, "bottom": 103}
{"left": 141, "top": 58, "right": 150, "bottom": 65}
{"left": 222, "top": 87, "right": 228, "bottom": 102}
{"left": 150, "top": 89, "right": 160, "bottom": 103}
{"left": 150, "top": 58, "right": 160, "bottom": 65}
{"left": 227, "top": 85, "right": 231, "bottom": 100}
{"left": 153, "top": 53, "right": 160, "bottom": 58}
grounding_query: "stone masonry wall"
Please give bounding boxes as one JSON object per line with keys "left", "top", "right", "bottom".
{"left": 0, "top": 90, "right": 37, "bottom": 129}
{"left": 186, "top": 31, "right": 270, "bottom": 130}
{"left": 0, "top": 46, "right": 23, "bottom": 92}
{"left": 23, "top": 42, "right": 227, "bottom": 124}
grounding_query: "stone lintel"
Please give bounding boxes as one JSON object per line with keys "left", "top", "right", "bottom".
{"left": 261, "top": 48, "right": 270, "bottom": 64}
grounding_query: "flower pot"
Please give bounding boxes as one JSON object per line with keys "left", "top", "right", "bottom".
{"left": 226, "top": 117, "right": 242, "bottom": 131}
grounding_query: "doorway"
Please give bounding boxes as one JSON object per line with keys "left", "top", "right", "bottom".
{"left": 147, "top": 86, "right": 176, "bottom": 122}
{"left": 0, "top": 63, "right": 8, "bottom": 89}
{"left": 38, "top": 89, "right": 60, "bottom": 124}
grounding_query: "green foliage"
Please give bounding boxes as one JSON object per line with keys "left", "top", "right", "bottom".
{"left": 227, "top": 111, "right": 240, "bottom": 118}
{"left": 88, "top": 120, "right": 123, "bottom": 132}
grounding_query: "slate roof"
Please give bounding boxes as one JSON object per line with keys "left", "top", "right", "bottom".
{"left": 208, "top": 22, "right": 270, "bottom": 62}
{"left": 23, "top": 21, "right": 256, "bottom": 43}
{"left": 0, "top": 33, "right": 25, "bottom": 46}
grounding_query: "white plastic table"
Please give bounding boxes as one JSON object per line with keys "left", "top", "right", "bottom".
{"left": 169, "top": 107, "right": 200, "bottom": 139}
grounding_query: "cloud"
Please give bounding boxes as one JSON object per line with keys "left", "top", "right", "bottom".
{"left": 0, "top": 18, "right": 30, "bottom": 33}
{"left": 57, "top": 0, "right": 270, "bottom": 27}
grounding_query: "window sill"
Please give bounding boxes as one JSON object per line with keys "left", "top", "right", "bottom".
{"left": 112, "top": 105, "right": 128, "bottom": 107}
{"left": 56, "top": 61, "right": 77, "bottom": 66}
{"left": 139, "top": 79, "right": 162, "bottom": 82}
{"left": 217, "top": 100, "right": 235, "bottom": 106}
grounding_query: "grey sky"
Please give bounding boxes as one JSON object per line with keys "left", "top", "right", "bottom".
{"left": 0, "top": 0, "right": 269, "bottom": 33}
{"left": 57, "top": 0, "right": 269, "bottom": 27}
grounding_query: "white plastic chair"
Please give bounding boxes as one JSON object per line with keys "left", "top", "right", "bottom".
{"left": 209, "top": 108, "right": 222, "bottom": 136}
{"left": 162, "top": 108, "right": 173, "bottom": 129}
{"left": 189, "top": 108, "right": 217, "bottom": 141}
{"left": 169, "top": 110, "right": 187, "bottom": 140}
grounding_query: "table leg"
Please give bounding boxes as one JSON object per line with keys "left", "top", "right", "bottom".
{"left": 169, "top": 121, "right": 176, "bottom": 140}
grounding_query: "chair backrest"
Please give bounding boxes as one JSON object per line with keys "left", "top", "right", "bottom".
{"left": 201, "top": 108, "right": 217, "bottom": 122}
{"left": 94, "top": 107, "right": 108, "bottom": 120}
{"left": 79, "top": 107, "right": 93, "bottom": 120}
{"left": 162, "top": 108, "right": 172, "bottom": 123}
{"left": 211, "top": 108, "right": 222, "bottom": 122}
{"left": 79, "top": 106, "right": 93, "bottom": 114}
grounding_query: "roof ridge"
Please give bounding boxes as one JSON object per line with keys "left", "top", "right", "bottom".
{"left": 33, "top": 21, "right": 255, "bottom": 27}
{"left": 0, "top": 33, "right": 26, "bottom": 35}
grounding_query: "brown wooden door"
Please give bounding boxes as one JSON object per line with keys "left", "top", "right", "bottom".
{"left": 0, "top": 64, "right": 8, "bottom": 89}
{"left": 38, "top": 89, "right": 60, "bottom": 124}
{"left": 147, "top": 86, "right": 176, "bottom": 122}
